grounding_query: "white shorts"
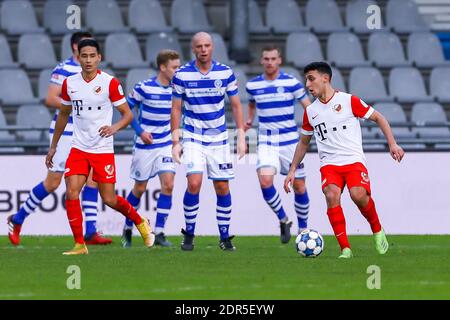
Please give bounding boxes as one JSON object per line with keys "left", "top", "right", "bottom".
{"left": 257, "top": 143, "right": 306, "bottom": 179}
{"left": 183, "top": 142, "right": 234, "bottom": 180}
{"left": 130, "top": 145, "right": 175, "bottom": 181}
{"left": 49, "top": 134, "right": 72, "bottom": 173}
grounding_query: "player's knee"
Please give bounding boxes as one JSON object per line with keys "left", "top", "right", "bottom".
{"left": 187, "top": 180, "right": 202, "bottom": 194}
{"left": 259, "top": 177, "right": 273, "bottom": 189}
{"left": 65, "top": 188, "right": 80, "bottom": 200}
{"left": 324, "top": 189, "right": 340, "bottom": 206}
{"left": 161, "top": 181, "right": 174, "bottom": 194}
{"left": 45, "top": 177, "right": 61, "bottom": 192}
{"left": 350, "top": 189, "right": 369, "bottom": 207}
{"left": 102, "top": 195, "right": 117, "bottom": 207}
{"left": 293, "top": 179, "right": 306, "bottom": 194}
{"left": 133, "top": 184, "right": 147, "bottom": 197}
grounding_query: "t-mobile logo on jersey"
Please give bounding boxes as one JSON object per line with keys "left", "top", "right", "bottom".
{"left": 72, "top": 100, "right": 83, "bottom": 116}
{"left": 314, "top": 122, "right": 328, "bottom": 141}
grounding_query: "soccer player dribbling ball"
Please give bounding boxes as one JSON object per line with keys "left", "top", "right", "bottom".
{"left": 284, "top": 62, "right": 405, "bottom": 259}
{"left": 45, "top": 39, "right": 154, "bottom": 255}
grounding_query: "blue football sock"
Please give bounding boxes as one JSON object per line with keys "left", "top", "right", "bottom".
{"left": 82, "top": 186, "right": 99, "bottom": 236}
{"left": 295, "top": 191, "right": 310, "bottom": 229}
{"left": 124, "top": 191, "right": 140, "bottom": 230}
{"left": 13, "top": 182, "right": 49, "bottom": 225}
{"left": 183, "top": 191, "right": 199, "bottom": 235}
{"left": 216, "top": 193, "right": 232, "bottom": 240}
{"left": 261, "top": 185, "right": 287, "bottom": 221}
{"left": 155, "top": 193, "right": 172, "bottom": 234}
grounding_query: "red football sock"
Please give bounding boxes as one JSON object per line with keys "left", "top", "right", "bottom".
{"left": 327, "top": 206, "right": 351, "bottom": 250}
{"left": 359, "top": 197, "right": 382, "bottom": 233}
{"left": 111, "top": 195, "right": 143, "bottom": 225}
{"left": 66, "top": 199, "right": 85, "bottom": 245}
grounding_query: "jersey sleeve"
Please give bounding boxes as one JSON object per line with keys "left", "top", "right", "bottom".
{"left": 292, "top": 79, "right": 307, "bottom": 101}
{"left": 49, "top": 65, "right": 65, "bottom": 86}
{"left": 172, "top": 71, "right": 185, "bottom": 99}
{"left": 245, "top": 83, "right": 255, "bottom": 103}
{"left": 127, "top": 82, "right": 144, "bottom": 108}
{"left": 351, "top": 95, "right": 374, "bottom": 119}
{"left": 300, "top": 109, "right": 314, "bottom": 136}
{"left": 60, "top": 79, "right": 71, "bottom": 106}
{"left": 109, "top": 78, "right": 127, "bottom": 107}
{"left": 226, "top": 70, "right": 238, "bottom": 97}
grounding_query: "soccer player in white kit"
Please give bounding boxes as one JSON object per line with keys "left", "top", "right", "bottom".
{"left": 7, "top": 32, "right": 112, "bottom": 246}
{"left": 121, "top": 50, "right": 181, "bottom": 248}
{"left": 45, "top": 39, "right": 154, "bottom": 255}
{"left": 245, "top": 45, "right": 311, "bottom": 243}
{"left": 284, "top": 62, "right": 405, "bottom": 258}
{"left": 171, "top": 32, "right": 246, "bottom": 251}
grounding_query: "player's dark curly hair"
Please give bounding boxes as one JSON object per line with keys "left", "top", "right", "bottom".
{"left": 303, "top": 62, "right": 332, "bottom": 80}
{"left": 77, "top": 38, "right": 101, "bottom": 54}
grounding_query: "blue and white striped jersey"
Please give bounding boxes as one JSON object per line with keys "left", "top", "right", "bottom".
{"left": 49, "top": 56, "right": 81, "bottom": 136}
{"left": 246, "top": 72, "right": 307, "bottom": 146}
{"left": 172, "top": 60, "right": 238, "bottom": 146}
{"left": 128, "top": 76, "right": 172, "bottom": 150}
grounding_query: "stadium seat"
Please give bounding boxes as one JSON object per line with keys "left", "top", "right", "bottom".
{"left": 1, "top": 0, "right": 44, "bottom": 35}
{"left": 0, "top": 69, "right": 39, "bottom": 105}
{"left": 0, "top": 107, "right": 15, "bottom": 142}
{"left": 331, "top": 67, "right": 346, "bottom": 92}
{"left": 386, "top": 0, "right": 429, "bottom": 33}
{"left": 305, "top": 0, "right": 348, "bottom": 33}
{"left": 286, "top": 32, "right": 323, "bottom": 68}
{"left": 60, "top": 34, "right": 73, "bottom": 61}
{"left": 372, "top": 103, "right": 415, "bottom": 139}
{"left": 126, "top": 68, "right": 157, "bottom": 95}
{"left": 146, "top": 33, "right": 184, "bottom": 68}
{"left": 281, "top": 66, "right": 301, "bottom": 81}
{"left": 227, "top": 66, "right": 248, "bottom": 102}
{"left": 349, "top": 67, "right": 392, "bottom": 103}
{"left": 265, "top": 0, "right": 308, "bottom": 33}
{"left": 389, "top": 67, "right": 433, "bottom": 103}
{"left": 104, "top": 33, "right": 148, "bottom": 69}
{"left": 38, "top": 69, "right": 53, "bottom": 101}
{"left": 171, "top": 0, "right": 213, "bottom": 33}
{"left": 408, "top": 32, "right": 450, "bottom": 68}
{"left": 294, "top": 105, "right": 305, "bottom": 127}
{"left": 0, "top": 34, "right": 19, "bottom": 68}
{"left": 368, "top": 32, "right": 410, "bottom": 68}
{"left": 43, "top": 0, "right": 74, "bottom": 34}
{"left": 248, "top": 0, "right": 270, "bottom": 34}
{"left": 16, "top": 105, "right": 52, "bottom": 141}
{"left": 129, "top": 0, "right": 173, "bottom": 33}
{"left": 86, "top": 0, "right": 128, "bottom": 33}
{"left": 346, "top": 0, "right": 385, "bottom": 34}
{"left": 411, "top": 103, "right": 450, "bottom": 138}
{"left": 430, "top": 67, "right": 450, "bottom": 103}
{"left": 360, "top": 123, "right": 376, "bottom": 139}
{"left": 112, "top": 108, "right": 135, "bottom": 141}
{"left": 327, "top": 32, "right": 370, "bottom": 68}
{"left": 18, "top": 34, "right": 57, "bottom": 69}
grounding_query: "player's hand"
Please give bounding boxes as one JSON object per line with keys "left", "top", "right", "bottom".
{"left": 244, "top": 120, "right": 252, "bottom": 132}
{"left": 172, "top": 141, "right": 183, "bottom": 164}
{"left": 98, "top": 125, "right": 117, "bottom": 138}
{"left": 237, "top": 133, "right": 247, "bottom": 160}
{"left": 45, "top": 147, "right": 56, "bottom": 169}
{"left": 140, "top": 131, "right": 153, "bottom": 144}
{"left": 389, "top": 143, "right": 405, "bottom": 163}
{"left": 284, "top": 170, "right": 295, "bottom": 193}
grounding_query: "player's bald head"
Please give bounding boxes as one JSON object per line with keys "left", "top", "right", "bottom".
{"left": 191, "top": 32, "right": 213, "bottom": 48}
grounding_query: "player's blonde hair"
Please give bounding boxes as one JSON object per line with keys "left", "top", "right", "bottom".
{"left": 156, "top": 50, "right": 180, "bottom": 69}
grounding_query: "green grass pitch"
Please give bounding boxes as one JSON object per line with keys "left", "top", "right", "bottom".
{"left": 0, "top": 235, "right": 449, "bottom": 299}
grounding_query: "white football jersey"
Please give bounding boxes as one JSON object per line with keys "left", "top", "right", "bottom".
{"left": 61, "top": 70, "right": 126, "bottom": 154}
{"left": 301, "top": 91, "right": 374, "bottom": 167}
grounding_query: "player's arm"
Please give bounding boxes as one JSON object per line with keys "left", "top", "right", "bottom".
{"left": 244, "top": 100, "right": 256, "bottom": 131}
{"left": 229, "top": 94, "right": 246, "bottom": 159}
{"left": 170, "top": 97, "right": 183, "bottom": 164}
{"left": 99, "top": 102, "right": 133, "bottom": 138}
{"left": 284, "top": 134, "right": 312, "bottom": 193}
{"left": 128, "top": 95, "right": 153, "bottom": 144}
{"left": 369, "top": 110, "right": 405, "bottom": 163}
{"left": 45, "top": 83, "right": 62, "bottom": 110}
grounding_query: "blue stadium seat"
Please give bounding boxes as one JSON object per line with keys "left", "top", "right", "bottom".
{"left": 368, "top": 31, "right": 410, "bottom": 68}
{"left": 349, "top": 67, "right": 392, "bottom": 103}
{"left": 249, "top": 0, "right": 270, "bottom": 34}
{"left": 430, "top": 67, "right": 450, "bottom": 103}
{"left": 86, "top": 0, "right": 128, "bottom": 33}
{"left": 305, "top": 0, "right": 348, "bottom": 33}
{"left": 43, "top": 0, "right": 74, "bottom": 34}
{"left": 372, "top": 103, "right": 415, "bottom": 139}
{"left": 411, "top": 103, "right": 450, "bottom": 138}
{"left": 389, "top": 67, "right": 433, "bottom": 103}
{"left": 105, "top": 33, "right": 148, "bottom": 69}
{"left": 126, "top": 68, "right": 157, "bottom": 95}
{"left": 146, "top": 33, "right": 184, "bottom": 68}
{"left": 18, "top": 34, "right": 57, "bottom": 69}
{"left": 171, "top": 0, "right": 213, "bottom": 33}
{"left": 266, "top": 0, "right": 308, "bottom": 33}
{"left": 286, "top": 32, "right": 323, "bottom": 68}
{"left": 408, "top": 32, "right": 450, "bottom": 68}
{"left": 16, "top": 105, "right": 52, "bottom": 141}
{"left": 386, "top": 0, "right": 429, "bottom": 33}
{"left": 327, "top": 32, "right": 370, "bottom": 68}
{"left": 0, "top": 34, "right": 19, "bottom": 68}
{"left": 0, "top": 69, "right": 39, "bottom": 105}
{"left": 129, "top": 0, "right": 173, "bottom": 33}
{"left": 1, "top": 0, "right": 44, "bottom": 35}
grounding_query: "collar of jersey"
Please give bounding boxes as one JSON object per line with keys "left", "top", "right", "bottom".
{"left": 191, "top": 59, "right": 216, "bottom": 76}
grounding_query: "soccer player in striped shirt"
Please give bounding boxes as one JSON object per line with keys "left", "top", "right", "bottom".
{"left": 171, "top": 32, "right": 246, "bottom": 251}
{"left": 45, "top": 39, "right": 154, "bottom": 255}
{"left": 121, "top": 50, "right": 181, "bottom": 248}
{"left": 245, "top": 45, "right": 311, "bottom": 243}
{"left": 7, "top": 32, "right": 112, "bottom": 246}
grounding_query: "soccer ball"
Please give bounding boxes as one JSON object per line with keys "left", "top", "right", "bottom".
{"left": 295, "top": 229, "right": 324, "bottom": 257}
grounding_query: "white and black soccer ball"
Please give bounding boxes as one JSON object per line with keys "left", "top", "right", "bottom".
{"left": 295, "top": 229, "right": 324, "bottom": 257}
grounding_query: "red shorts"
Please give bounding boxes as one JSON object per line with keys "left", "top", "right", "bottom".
{"left": 320, "top": 162, "right": 371, "bottom": 195}
{"left": 65, "top": 148, "right": 116, "bottom": 183}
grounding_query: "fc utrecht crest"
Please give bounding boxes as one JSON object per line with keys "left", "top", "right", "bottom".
{"left": 105, "top": 164, "right": 114, "bottom": 175}
{"left": 332, "top": 104, "right": 342, "bottom": 113}
{"left": 93, "top": 86, "right": 102, "bottom": 94}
